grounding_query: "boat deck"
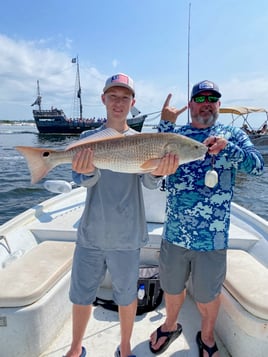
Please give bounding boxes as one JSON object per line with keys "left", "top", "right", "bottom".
{"left": 1, "top": 186, "right": 267, "bottom": 357}
{"left": 22, "top": 188, "right": 231, "bottom": 356}
{"left": 40, "top": 290, "right": 230, "bottom": 357}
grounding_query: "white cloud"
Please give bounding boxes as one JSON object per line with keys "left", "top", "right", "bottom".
{"left": 0, "top": 35, "right": 106, "bottom": 120}
{"left": 112, "top": 59, "right": 119, "bottom": 68}
{"left": 1, "top": 33, "right": 268, "bottom": 128}
{"left": 0, "top": 34, "right": 164, "bottom": 121}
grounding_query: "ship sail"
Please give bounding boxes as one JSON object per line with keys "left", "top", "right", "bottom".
{"left": 31, "top": 80, "right": 42, "bottom": 110}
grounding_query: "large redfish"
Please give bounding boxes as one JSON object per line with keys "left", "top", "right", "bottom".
{"left": 16, "top": 128, "right": 207, "bottom": 184}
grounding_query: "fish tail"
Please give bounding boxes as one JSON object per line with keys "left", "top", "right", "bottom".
{"left": 16, "top": 146, "right": 57, "bottom": 184}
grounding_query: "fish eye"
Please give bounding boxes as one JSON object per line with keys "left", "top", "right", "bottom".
{"left": 43, "top": 152, "right": 50, "bottom": 157}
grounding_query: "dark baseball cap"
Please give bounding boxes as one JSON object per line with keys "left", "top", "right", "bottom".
{"left": 191, "top": 80, "right": 221, "bottom": 99}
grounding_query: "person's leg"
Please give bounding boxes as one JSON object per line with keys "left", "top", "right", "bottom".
{"left": 192, "top": 250, "right": 226, "bottom": 357}
{"left": 65, "top": 304, "right": 92, "bottom": 357}
{"left": 66, "top": 246, "right": 107, "bottom": 357}
{"left": 197, "top": 297, "right": 221, "bottom": 357}
{"left": 107, "top": 249, "right": 140, "bottom": 357}
{"left": 150, "top": 241, "right": 190, "bottom": 352}
{"left": 118, "top": 299, "right": 137, "bottom": 357}
{"left": 150, "top": 290, "right": 185, "bottom": 350}
{"left": 164, "top": 290, "right": 186, "bottom": 329}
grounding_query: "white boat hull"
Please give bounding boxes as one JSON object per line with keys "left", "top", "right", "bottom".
{"left": 217, "top": 287, "right": 268, "bottom": 357}
{"left": 0, "top": 185, "right": 267, "bottom": 357}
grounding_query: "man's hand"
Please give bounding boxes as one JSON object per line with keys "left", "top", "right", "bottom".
{"left": 72, "top": 148, "right": 96, "bottom": 174}
{"left": 161, "top": 93, "right": 188, "bottom": 123}
{"left": 151, "top": 153, "right": 179, "bottom": 176}
{"left": 203, "top": 136, "right": 228, "bottom": 155}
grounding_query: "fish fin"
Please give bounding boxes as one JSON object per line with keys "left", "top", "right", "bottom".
{"left": 66, "top": 128, "right": 124, "bottom": 150}
{"left": 16, "top": 146, "right": 57, "bottom": 184}
{"left": 140, "top": 158, "right": 161, "bottom": 171}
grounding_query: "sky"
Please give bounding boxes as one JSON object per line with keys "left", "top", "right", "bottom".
{"left": 1, "top": 0, "right": 268, "bottom": 127}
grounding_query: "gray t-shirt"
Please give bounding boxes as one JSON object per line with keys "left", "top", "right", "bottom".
{"left": 72, "top": 127, "right": 162, "bottom": 250}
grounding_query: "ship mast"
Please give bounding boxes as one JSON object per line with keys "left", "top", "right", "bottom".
{"left": 187, "top": 2, "right": 191, "bottom": 123}
{"left": 75, "top": 56, "right": 83, "bottom": 120}
{"left": 31, "top": 80, "right": 42, "bottom": 110}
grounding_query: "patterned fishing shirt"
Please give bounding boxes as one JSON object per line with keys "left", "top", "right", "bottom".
{"left": 158, "top": 120, "right": 264, "bottom": 251}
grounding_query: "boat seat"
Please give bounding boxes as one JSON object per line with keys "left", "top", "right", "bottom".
{"left": 0, "top": 241, "right": 75, "bottom": 308}
{"left": 223, "top": 249, "right": 268, "bottom": 320}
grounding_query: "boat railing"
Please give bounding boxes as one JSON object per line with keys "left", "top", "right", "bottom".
{"left": 33, "top": 109, "right": 65, "bottom": 114}
{"left": 220, "top": 106, "right": 268, "bottom": 135}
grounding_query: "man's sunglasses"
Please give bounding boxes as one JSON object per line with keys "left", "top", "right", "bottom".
{"left": 192, "top": 95, "right": 220, "bottom": 103}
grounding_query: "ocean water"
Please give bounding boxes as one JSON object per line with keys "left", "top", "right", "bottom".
{"left": 0, "top": 123, "right": 268, "bottom": 226}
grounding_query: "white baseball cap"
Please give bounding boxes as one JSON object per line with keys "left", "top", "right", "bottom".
{"left": 103, "top": 73, "right": 135, "bottom": 96}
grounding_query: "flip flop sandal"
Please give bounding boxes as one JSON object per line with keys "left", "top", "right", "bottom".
{"left": 63, "top": 346, "right": 86, "bottom": 357}
{"left": 114, "top": 345, "right": 136, "bottom": 357}
{"left": 149, "top": 323, "right": 182, "bottom": 355}
{"left": 80, "top": 346, "right": 87, "bottom": 357}
{"left": 196, "top": 331, "right": 218, "bottom": 357}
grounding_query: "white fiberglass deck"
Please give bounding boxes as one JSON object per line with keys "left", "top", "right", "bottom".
{"left": 40, "top": 290, "right": 230, "bottom": 357}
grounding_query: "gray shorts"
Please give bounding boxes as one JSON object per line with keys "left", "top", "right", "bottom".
{"left": 159, "top": 240, "right": 226, "bottom": 303}
{"left": 69, "top": 244, "right": 140, "bottom": 306}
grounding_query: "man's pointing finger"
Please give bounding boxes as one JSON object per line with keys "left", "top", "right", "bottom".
{"left": 162, "top": 93, "right": 172, "bottom": 109}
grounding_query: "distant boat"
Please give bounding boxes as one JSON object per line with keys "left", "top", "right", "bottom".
{"left": 220, "top": 106, "right": 268, "bottom": 146}
{"left": 31, "top": 57, "right": 147, "bottom": 134}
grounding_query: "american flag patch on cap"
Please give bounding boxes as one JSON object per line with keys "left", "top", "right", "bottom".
{"left": 111, "top": 74, "right": 129, "bottom": 84}
{"left": 103, "top": 73, "right": 135, "bottom": 95}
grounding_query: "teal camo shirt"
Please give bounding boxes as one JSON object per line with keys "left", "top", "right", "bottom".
{"left": 159, "top": 120, "right": 264, "bottom": 251}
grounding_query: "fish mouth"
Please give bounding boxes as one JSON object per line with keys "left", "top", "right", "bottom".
{"left": 195, "top": 152, "right": 206, "bottom": 161}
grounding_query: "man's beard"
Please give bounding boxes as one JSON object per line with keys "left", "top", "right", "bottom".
{"left": 194, "top": 112, "right": 219, "bottom": 126}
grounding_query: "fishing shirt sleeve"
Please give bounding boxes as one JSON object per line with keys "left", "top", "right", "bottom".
{"left": 72, "top": 168, "right": 100, "bottom": 187}
{"left": 218, "top": 127, "right": 264, "bottom": 176}
{"left": 141, "top": 173, "right": 163, "bottom": 189}
{"left": 71, "top": 128, "right": 103, "bottom": 187}
{"left": 72, "top": 169, "right": 163, "bottom": 188}
{"left": 158, "top": 119, "right": 264, "bottom": 175}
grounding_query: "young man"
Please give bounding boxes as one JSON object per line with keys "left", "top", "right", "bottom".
{"left": 149, "top": 80, "right": 264, "bottom": 356}
{"left": 65, "top": 73, "right": 178, "bottom": 357}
